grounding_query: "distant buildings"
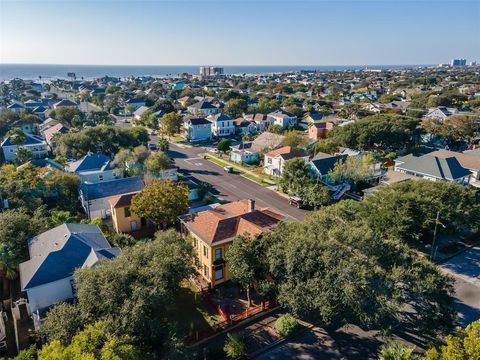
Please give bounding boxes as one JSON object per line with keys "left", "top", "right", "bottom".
{"left": 199, "top": 66, "right": 224, "bottom": 76}
{"left": 450, "top": 59, "right": 467, "bottom": 67}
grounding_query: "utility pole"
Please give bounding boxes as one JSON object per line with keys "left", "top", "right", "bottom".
{"left": 430, "top": 210, "right": 445, "bottom": 262}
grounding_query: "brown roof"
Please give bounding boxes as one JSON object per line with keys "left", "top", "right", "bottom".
{"left": 429, "top": 149, "right": 480, "bottom": 171}
{"left": 108, "top": 192, "right": 139, "bottom": 208}
{"left": 180, "top": 199, "right": 284, "bottom": 245}
{"left": 265, "top": 146, "right": 309, "bottom": 160}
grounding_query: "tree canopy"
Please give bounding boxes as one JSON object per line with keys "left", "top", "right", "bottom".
{"left": 130, "top": 180, "right": 189, "bottom": 228}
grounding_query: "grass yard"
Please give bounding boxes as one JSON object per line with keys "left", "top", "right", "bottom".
{"left": 170, "top": 282, "right": 222, "bottom": 337}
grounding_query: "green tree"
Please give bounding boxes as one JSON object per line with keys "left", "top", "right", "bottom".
{"left": 38, "top": 322, "right": 144, "bottom": 360}
{"left": 225, "top": 235, "right": 258, "bottom": 306}
{"left": 41, "top": 303, "right": 85, "bottom": 345}
{"left": 160, "top": 112, "right": 183, "bottom": 138}
{"left": 379, "top": 342, "right": 419, "bottom": 360}
{"left": 8, "top": 128, "right": 26, "bottom": 145}
{"left": 267, "top": 124, "right": 283, "bottom": 134}
{"left": 309, "top": 138, "right": 341, "bottom": 155}
{"left": 217, "top": 139, "right": 232, "bottom": 154}
{"left": 112, "top": 145, "right": 150, "bottom": 176}
{"left": 14, "top": 147, "right": 33, "bottom": 165}
{"left": 223, "top": 333, "right": 247, "bottom": 359}
{"left": 425, "top": 319, "right": 480, "bottom": 360}
{"left": 278, "top": 158, "right": 311, "bottom": 195}
{"left": 145, "top": 151, "right": 172, "bottom": 173}
{"left": 282, "top": 131, "right": 307, "bottom": 149}
{"left": 224, "top": 99, "right": 248, "bottom": 118}
{"left": 49, "top": 210, "right": 75, "bottom": 227}
{"left": 53, "top": 107, "right": 84, "bottom": 127}
{"left": 157, "top": 137, "right": 169, "bottom": 152}
{"left": 130, "top": 180, "right": 189, "bottom": 228}
{"left": 12, "top": 345, "right": 36, "bottom": 360}
{"left": 437, "top": 115, "right": 478, "bottom": 145}
{"left": 328, "top": 154, "right": 376, "bottom": 183}
{"left": 275, "top": 314, "right": 299, "bottom": 337}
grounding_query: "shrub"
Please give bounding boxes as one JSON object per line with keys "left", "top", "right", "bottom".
{"left": 223, "top": 333, "right": 247, "bottom": 358}
{"left": 275, "top": 313, "right": 299, "bottom": 337}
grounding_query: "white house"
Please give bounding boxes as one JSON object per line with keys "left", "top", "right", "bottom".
{"left": 268, "top": 110, "right": 298, "bottom": 129}
{"left": 264, "top": 146, "right": 309, "bottom": 177}
{"left": 187, "top": 100, "right": 220, "bottom": 116}
{"left": 207, "top": 113, "right": 235, "bottom": 137}
{"left": 1, "top": 133, "right": 48, "bottom": 162}
{"left": 53, "top": 99, "right": 79, "bottom": 109}
{"left": 394, "top": 154, "right": 471, "bottom": 186}
{"left": 19, "top": 224, "right": 119, "bottom": 314}
{"left": 424, "top": 107, "right": 458, "bottom": 121}
{"left": 65, "top": 152, "right": 120, "bottom": 183}
{"left": 184, "top": 117, "right": 212, "bottom": 142}
{"left": 133, "top": 105, "right": 150, "bottom": 120}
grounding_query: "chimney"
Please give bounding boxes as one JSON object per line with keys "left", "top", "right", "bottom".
{"left": 248, "top": 199, "right": 255, "bottom": 212}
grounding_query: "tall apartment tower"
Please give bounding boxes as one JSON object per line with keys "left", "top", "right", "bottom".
{"left": 450, "top": 59, "right": 467, "bottom": 67}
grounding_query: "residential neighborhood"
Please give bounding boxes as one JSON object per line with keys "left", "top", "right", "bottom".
{"left": 1, "top": 0, "right": 480, "bottom": 357}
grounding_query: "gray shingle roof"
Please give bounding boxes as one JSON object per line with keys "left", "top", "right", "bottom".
{"left": 395, "top": 154, "right": 471, "bottom": 180}
{"left": 66, "top": 152, "right": 112, "bottom": 173}
{"left": 310, "top": 154, "right": 347, "bottom": 175}
{"left": 1, "top": 134, "right": 46, "bottom": 147}
{"left": 80, "top": 176, "right": 144, "bottom": 200}
{"left": 19, "top": 224, "right": 118, "bottom": 290}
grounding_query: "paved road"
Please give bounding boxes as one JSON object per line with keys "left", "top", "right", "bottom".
{"left": 165, "top": 143, "right": 307, "bottom": 221}
{"left": 441, "top": 246, "right": 480, "bottom": 326}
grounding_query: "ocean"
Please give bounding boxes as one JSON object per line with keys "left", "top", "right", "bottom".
{"left": 0, "top": 64, "right": 429, "bottom": 81}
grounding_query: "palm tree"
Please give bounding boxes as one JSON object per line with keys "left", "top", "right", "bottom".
{"left": 0, "top": 247, "right": 18, "bottom": 298}
{"left": 8, "top": 128, "right": 26, "bottom": 145}
{"left": 379, "top": 342, "right": 419, "bottom": 360}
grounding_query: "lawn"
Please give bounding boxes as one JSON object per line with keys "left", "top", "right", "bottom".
{"left": 169, "top": 282, "right": 222, "bottom": 337}
{"left": 203, "top": 153, "right": 276, "bottom": 186}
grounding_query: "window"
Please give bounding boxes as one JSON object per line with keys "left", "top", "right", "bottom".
{"left": 99, "top": 174, "right": 104, "bottom": 181}
{"left": 215, "top": 268, "right": 223, "bottom": 281}
{"left": 124, "top": 207, "right": 131, "bottom": 217}
{"left": 215, "top": 248, "right": 222, "bottom": 259}
{"left": 193, "top": 237, "right": 198, "bottom": 248}
{"left": 268, "top": 158, "right": 272, "bottom": 164}
{"left": 204, "top": 265, "right": 209, "bottom": 277}
{"left": 203, "top": 245, "right": 208, "bottom": 258}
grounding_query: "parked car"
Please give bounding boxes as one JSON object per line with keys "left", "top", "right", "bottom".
{"left": 148, "top": 143, "right": 158, "bottom": 151}
{"left": 289, "top": 196, "right": 305, "bottom": 209}
{"left": 223, "top": 166, "right": 233, "bottom": 173}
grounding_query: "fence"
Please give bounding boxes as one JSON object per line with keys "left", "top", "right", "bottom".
{"left": 185, "top": 287, "right": 277, "bottom": 344}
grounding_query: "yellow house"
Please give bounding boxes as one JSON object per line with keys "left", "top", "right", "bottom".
{"left": 109, "top": 192, "right": 149, "bottom": 235}
{"left": 179, "top": 199, "right": 284, "bottom": 288}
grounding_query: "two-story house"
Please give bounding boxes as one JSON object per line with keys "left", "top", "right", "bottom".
{"left": 230, "top": 132, "right": 285, "bottom": 164}
{"left": 184, "top": 117, "right": 212, "bottom": 142}
{"left": 187, "top": 100, "right": 221, "bottom": 116}
{"left": 19, "top": 223, "right": 119, "bottom": 314}
{"left": 268, "top": 110, "right": 298, "bottom": 129}
{"left": 263, "top": 146, "right": 309, "bottom": 177}
{"left": 207, "top": 113, "right": 235, "bottom": 137}
{"left": 109, "top": 192, "right": 152, "bottom": 235}
{"left": 1, "top": 133, "right": 48, "bottom": 162}
{"left": 179, "top": 199, "right": 284, "bottom": 288}
{"left": 65, "top": 152, "right": 120, "bottom": 183}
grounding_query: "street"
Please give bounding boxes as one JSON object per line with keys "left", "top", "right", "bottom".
{"left": 165, "top": 143, "right": 307, "bottom": 221}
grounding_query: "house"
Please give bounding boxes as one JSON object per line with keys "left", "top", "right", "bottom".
{"left": 264, "top": 146, "right": 309, "bottom": 177}
{"left": 19, "top": 223, "right": 119, "bottom": 314}
{"left": 124, "top": 98, "right": 146, "bottom": 111}
{"left": 24, "top": 99, "right": 43, "bottom": 109}
{"left": 1, "top": 133, "right": 48, "bottom": 162}
{"left": 66, "top": 152, "right": 120, "bottom": 183}
{"left": 207, "top": 113, "right": 235, "bottom": 137}
{"left": 187, "top": 100, "right": 221, "bottom": 116}
{"left": 32, "top": 105, "right": 48, "bottom": 120}
{"left": 7, "top": 103, "right": 25, "bottom": 113}
{"left": 179, "top": 199, "right": 284, "bottom": 287}
{"left": 302, "top": 112, "right": 334, "bottom": 126}
{"left": 53, "top": 99, "right": 78, "bottom": 109}
{"left": 233, "top": 117, "right": 257, "bottom": 135}
{"left": 133, "top": 105, "right": 150, "bottom": 120}
{"left": 39, "top": 117, "right": 59, "bottom": 132}
{"left": 230, "top": 132, "right": 285, "bottom": 164}
{"left": 109, "top": 192, "right": 152, "bottom": 235}
{"left": 309, "top": 152, "right": 347, "bottom": 183}
{"left": 394, "top": 154, "right": 471, "bottom": 186}
{"left": 428, "top": 149, "right": 480, "bottom": 187}
{"left": 80, "top": 176, "right": 144, "bottom": 219}
{"left": 424, "top": 107, "right": 458, "bottom": 121}
{"left": 243, "top": 113, "right": 275, "bottom": 132}
{"left": 308, "top": 121, "right": 335, "bottom": 140}
{"left": 268, "top": 110, "right": 297, "bottom": 129}
{"left": 41, "top": 123, "right": 69, "bottom": 148}
{"left": 184, "top": 117, "right": 212, "bottom": 142}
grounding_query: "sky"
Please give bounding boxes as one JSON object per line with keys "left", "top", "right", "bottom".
{"left": 1, "top": 0, "right": 479, "bottom": 66}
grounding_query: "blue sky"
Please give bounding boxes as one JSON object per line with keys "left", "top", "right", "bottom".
{"left": 1, "top": 0, "right": 479, "bottom": 65}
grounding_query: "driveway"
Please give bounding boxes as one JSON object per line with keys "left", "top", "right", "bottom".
{"left": 441, "top": 246, "right": 480, "bottom": 326}
{"left": 165, "top": 143, "right": 306, "bottom": 221}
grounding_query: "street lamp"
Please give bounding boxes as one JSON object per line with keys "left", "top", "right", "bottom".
{"left": 430, "top": 210, "right": 446, "bottom": 262}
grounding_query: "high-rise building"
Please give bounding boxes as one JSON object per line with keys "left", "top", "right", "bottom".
{"left": 450, "top": 59, "right": 467, "bottom": 67}
{"left": 199, "top": 66, "right": 224, "bottom": 76}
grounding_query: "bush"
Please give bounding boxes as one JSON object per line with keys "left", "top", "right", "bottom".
{"left": 275, "top": 313, "right": 299, "bottom": 337}
{"left": 223, "top": 332, "right": 247, "bottom": 358}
